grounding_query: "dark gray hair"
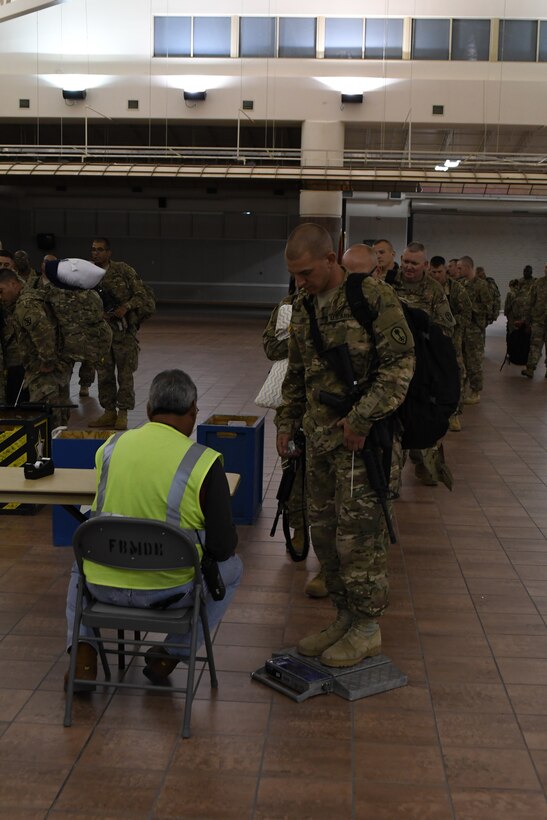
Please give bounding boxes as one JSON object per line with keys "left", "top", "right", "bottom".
{"left": 148, "top": 369, "right": 197, "bottom": 416}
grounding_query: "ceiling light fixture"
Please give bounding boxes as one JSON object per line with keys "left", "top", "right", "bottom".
{"left": 183, "top": 90, "right": 206, "bottom": 101}
{"left": 62, "top": 89, "right": 87, "bottom": 100}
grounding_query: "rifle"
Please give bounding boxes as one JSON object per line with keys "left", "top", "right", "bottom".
{"left": 96, "top": 285, "right": 125, "bottom": 331}
{"left": 270, "top": 430, "right": 310, "bottom": 562}
{"left": 315, "top": 343, "right": 397, "bottom": 544}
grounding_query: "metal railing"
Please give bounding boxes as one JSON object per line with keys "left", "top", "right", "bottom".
{"left": 1, "top": 144, "right": 547, "bottom": 171}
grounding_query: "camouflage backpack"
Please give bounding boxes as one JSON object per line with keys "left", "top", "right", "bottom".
{"left": 486, "top": 277, "right": 501, "bottom": 325}
{"left": 46, "top": 287, "right": 112, "bottom": 366}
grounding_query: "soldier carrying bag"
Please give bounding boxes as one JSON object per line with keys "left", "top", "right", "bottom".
{"left": 345, "top": 273, "right": 460, "bottom": 450}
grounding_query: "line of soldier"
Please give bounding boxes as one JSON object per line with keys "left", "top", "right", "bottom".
{"left": 504, "top": 263, "right": 547, "bottom": 379}
{"left": 0, "top": 240, "right": 154, "bottom": 431}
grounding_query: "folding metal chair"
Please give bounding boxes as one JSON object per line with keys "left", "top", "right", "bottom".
{"left": 63, "top": 516, "right": 218, "bottom": 738}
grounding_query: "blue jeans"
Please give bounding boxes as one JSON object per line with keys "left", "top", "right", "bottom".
{"left": 65, "top": 554, "right": 243, "bottom": 657}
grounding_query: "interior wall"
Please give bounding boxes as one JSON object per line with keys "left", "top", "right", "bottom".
{"left": 0, "top": 185, "right": 300, "bottom": 306}
{"left": 412, "top": 212, "right": 547, "bottom": 297}
{"left": 1, "top": 0, "right": 547, "bottom": 130}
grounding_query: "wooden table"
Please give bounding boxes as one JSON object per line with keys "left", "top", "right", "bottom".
{"left": 0, "top": 467, "right": 240, "bottom": 520}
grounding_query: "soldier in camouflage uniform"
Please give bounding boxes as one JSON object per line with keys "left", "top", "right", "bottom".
{"left": 14, "top": 250, "right": 41, "bottom": 290}
{"left": 458, "top": 255, "right": 491, "bottom": 404}
{"left": 88, "top": 238, "right": 149, "bottom": 430}
{"left": 0, "top": 272, "right": 30, "bottom": 405}
{"left": 429, "top": 255, "right": 471, "bottom": 432}
{"left": 0, "top": 269, "right": 64, "bottom": 427}
{"left": 522, "top": 263, "right": 547, "bottom": 378}
{"left": 391, "top": 243, "right": 455, "bottom": 486}
{"left": 41, "top": 265, "right": 113, "bottom": 425}
{"left": 275, "top": 224, "right": 415, "bottom": 667}
{"left": 342, "top": 242, "right": 404, "bottom": 498}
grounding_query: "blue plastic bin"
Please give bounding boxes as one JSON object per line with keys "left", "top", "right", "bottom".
{"left": 197, "top": 414, "right": 264, "bottom": 525}
{"left": 51, "top": 430, "right": 116, "bottom": 546}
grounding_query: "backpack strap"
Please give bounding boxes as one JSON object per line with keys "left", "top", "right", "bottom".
{"left": 345, "top": 273, "right": 378, "bottom": 332}
{"left": 302, "top": 297, "right": 325, "bottom": 356}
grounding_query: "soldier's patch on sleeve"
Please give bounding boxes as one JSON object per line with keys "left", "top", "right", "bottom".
{"left": 24, "top": 316, "right": 32, "bottom": 327}
{"left": 391, "top": 326, "right": 408, "bottom": 345}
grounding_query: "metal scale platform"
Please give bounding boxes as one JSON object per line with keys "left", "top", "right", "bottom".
{"left": 251, "top": 647, "right": 407, "bottom": 702}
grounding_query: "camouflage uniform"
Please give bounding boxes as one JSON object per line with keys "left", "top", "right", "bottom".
{"left": 275, "top": 273, "right": 414, "bottom": 620}
{"left": 262, "top": 294, "right": 294, "bottom": 362}
{"left": 12, "top": 287, "right": 64, "bottom": 427}
{"left": 1, "top": 295, "right": 29, "bottom": 405}
{"left": 391, "top": 271, "right": 456, "bottom": 485}
{"left": 445, "top": 277, "right": 471, "bottom": 413}
{"left": 462, "top": 276, "right": 491, "bottom": 393}
{"left": 44, "top": 284, "right": 113, "bottom": 422}
{"left": 96, "top": 261, "right": 148, "bottom": 412}
{"left": 525, "top": 277, "right": 547, "bottom": 373}
{"left": 391, "top": 270, "right": 456, "bottom": 334}
{"left": 505, "top": 278, "right": 533, "bottom": 334}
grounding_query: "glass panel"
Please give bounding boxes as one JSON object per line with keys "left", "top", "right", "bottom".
{"left": 365, "top": 18, "right": 403, "bottom": 59}
{"left": 452, "top": 19, "right": 490, "bottom": 61}
{"left": 279, "top": 17, "right": 316, "bottom": 58}
{"left": 499, "top": 20, "right": 538, "bottom": 62}
{"left": 324, "top": 18, "right": 363, "bottom": 59}
{"left": 240, "top": 17, "right": 276, "bottom": 57}
{"left": 193, "top": 17, "right": 231, "bottom": 58}
{"left": 539, "top": 21, "right": 547, "bottom": 62}
{"left": 412, "top": 19, "right": 450, "bottom": 60}
{"left": 154, "top": 16, "right": 191, "bottom": 57}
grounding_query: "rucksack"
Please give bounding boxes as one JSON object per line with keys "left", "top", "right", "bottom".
{"left": 486, "top": 277, "right": 501, "bottom": 325}
{"left": 46, "top": 288, "right": 112, "bottom": 366}
{"left": 345, "top": 273, "right": 461, "bottom": 449}
{"left": 128, "top": 281, "right": 156, "bottom": 327}
{"left": 506, "top": 325, "right": 530, "bottom": 366}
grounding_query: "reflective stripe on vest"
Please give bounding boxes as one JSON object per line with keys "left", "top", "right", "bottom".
{"left": 92, "top": 432, "right": 206, "bottom": 542}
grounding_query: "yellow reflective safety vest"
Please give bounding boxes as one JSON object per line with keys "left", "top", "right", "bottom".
{"left": 83, "top": 422, "right": 221, "bottom": 589}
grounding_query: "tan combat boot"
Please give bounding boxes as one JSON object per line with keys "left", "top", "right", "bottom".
{"left": 304, "top": 569, "right": 328, "bottom": 598}
{"left": 297, "top": 610, "right": 352, "bottom": 657}
{"left": 448, "top": 414, "right": 461, "bottom": 432}
{"left": 320, "top": 619, "right": 381, "bottom": 668}
{"left": 114, "top": 410, "right": 128, "bottom": 430}
{"left": 463, "top": 392, "right": 481, "bottom": 405}
{"left": 89, "top": 410, "right": 117, "bottom": 428}
{"left": 521, "top": 368, "right": 534, "bottom": 379}
{"left": 79, "top": 386, "right": 90, "bottom": 398}
{"left": 415, "top": 462, "right": 437, "bottom": 486}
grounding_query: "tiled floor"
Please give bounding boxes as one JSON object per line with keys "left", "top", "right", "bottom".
{"left": 0, "top": 309, "right": 546, "bottom": 819}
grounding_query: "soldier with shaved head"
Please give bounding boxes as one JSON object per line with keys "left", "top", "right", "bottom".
{"left": 275, "top": 223, "right": 415, "bottom": 668}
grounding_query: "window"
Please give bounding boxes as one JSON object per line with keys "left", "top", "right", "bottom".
{"left": 365, "top": 18, "right": 403, "bottom": 59}
{"left": 154, "top": 16, "right": 191, "bottom": 57}
{"left": 499, "top": 20, "right": 538, "bottom": 62}
{"left": 193, "top": 17, "right": 231, "bottom": 57}
{"left": 278, "top": 17, "right": 316, "bottom": 58}
{"left": 451, "top": 19, "right": 490, "bottom": 61}
{"left": 324, "top": 18, "right": 363, "bottom": 59}
{"left": 539, "top": 21, "right": 547, "bottom": 62}
{"left": 240, "top": 17, "right": 276, "bottom": 57}
{"left": 412, "top": 19, "right": 450, "bottom": 60}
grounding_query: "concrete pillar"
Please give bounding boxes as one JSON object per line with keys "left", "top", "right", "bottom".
{"left": 301, "top": 120, "right": 344, "bottom": 168}
{"left": 299, "top": 121, "right": 345, "bottom": 250}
